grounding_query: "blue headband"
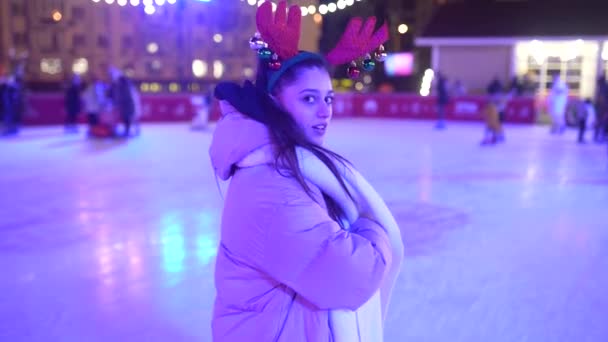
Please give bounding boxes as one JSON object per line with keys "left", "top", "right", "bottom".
{"left": 266, "top": 52, "right": 326, "bottom": 93}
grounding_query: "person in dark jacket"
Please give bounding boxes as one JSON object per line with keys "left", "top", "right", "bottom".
{"left": 108, "top": 67, "right": 136, "bottom": 137}
{"left": 576, "top": 98, "right": 595, "bottom": 143}
{"left": 487, "top": 76, "right": 506, "bottom": 123}
{"left": 2, "top": 75, "right": 24, "bottom": 136}
{"left": 64, "top": 74, "right": 82, "bottom": 133}
{"left": 435, "top": 72, "right": 449, "bottom": 129}
{"left": 594, "top": 76, "right": 608, "bottom": 142}
{"left": 0, "top": 75, "right": 6, "bottom": 126}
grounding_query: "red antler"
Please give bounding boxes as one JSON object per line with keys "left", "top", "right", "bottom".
{"left": 256, "top": 1, "right": 301, "bottom": 60}
{"left": 326, "top": 17, "right": 389, "bottom": 65}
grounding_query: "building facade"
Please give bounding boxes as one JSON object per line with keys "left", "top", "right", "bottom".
{"left": 416, "top": 1, "right": 608, "bottom": 97}
{"left": 0, "top": 0, "right": 322, "bottom": 91}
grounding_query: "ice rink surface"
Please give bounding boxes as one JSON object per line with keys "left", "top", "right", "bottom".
{"left": 1, "top": 119, "right": 606, "bottom": 341}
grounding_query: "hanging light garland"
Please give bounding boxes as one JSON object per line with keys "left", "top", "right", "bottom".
{"left": 90, "top": 0, "right": 364, "bottom": 17}
{"left": 89, "top": 0, "right": 178, "bottom": 15}
{"left": 241, "top": 0, "right": 364, "bottom": 16}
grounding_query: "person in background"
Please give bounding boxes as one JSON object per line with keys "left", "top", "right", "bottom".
{"left": 509, "top": 76, "right": 523, "bottom": 97}
{"left": 594, "top": 75, "right": 608, "bottom": 142}
{"left": 1, "top": 74, "right": 24, "bottom": 136}
{"left": 129, "top": 80, "right": 142, "bottom": 136}
{"left": 487, "top": 76, "right": 505, "bottom": 122}
{"left": 0, "top": 72, "right": 6, "bottom": 130}
{"left": 64, "top": 74, "right": 83, "bottom": 133}
{"left": 191, "top": 87, "right": 213, "bottom": 130}
{"left": 481, "top": 96, "right": 505, "bottom": 145}
{"left": 108, "top": 67, "right": 136, "bottom": 137}
{"left": 576, "top": 98, "right": 595, "bottom": 144}
{"left": 547, "top": 74, "right": 569, "bottom": 135}
{"left": 452, "top": 79, "right": 467, "bottom": 97}
{"left": 82, "top": 73, "right": 107, "bottom": 135}
{"left": 435, "top": 71, "right": 450, "bottom": 129}
{"left": 521, "top": 71, "right": 538, "bottom": 96}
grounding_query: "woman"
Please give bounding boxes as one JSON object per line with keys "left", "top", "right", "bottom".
{"left": 210, "top": 2, "right": 403, "bottom": 341}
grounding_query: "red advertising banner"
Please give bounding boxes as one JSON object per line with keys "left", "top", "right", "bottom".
{"left": 22, "top": 93, "right": 535, "bottom": 125}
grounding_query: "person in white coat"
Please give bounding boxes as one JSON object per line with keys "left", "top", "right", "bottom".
{"left": 82, "top": 75, "right": 107, "bottom": 130}
{"left": 548, "top": 74, "right": 569, "bottom": 134}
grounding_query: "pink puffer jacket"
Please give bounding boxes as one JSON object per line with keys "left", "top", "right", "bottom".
{"left": 210, "top": 103, "right": 392, "bottom": 341}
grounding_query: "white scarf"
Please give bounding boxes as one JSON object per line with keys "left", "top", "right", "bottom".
{"left": 296, "top": 147, "right": 403, "bottom": 342}
{"left": 238, "top": 145, "right": 404, "bottom": 342}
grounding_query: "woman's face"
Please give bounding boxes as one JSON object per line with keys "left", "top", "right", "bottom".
{"left": 275, "top": 67, "right": 334, "bottom": 146}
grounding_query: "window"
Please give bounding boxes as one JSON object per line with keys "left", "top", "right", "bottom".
{"left": 146, "top": 60, "right": 162, "bottom": 76}
{"left": 37, "top": 32, "right": 59, "bottom": 53}
{"left": 197, "top": 13, "right": 206, "bottom": 25}
{"left": 72, "top": 34, "right": 86, "bottom": 48}
{"left": 192, "top": 59, "right": 208, "bottom": 78}
{"left": 97, "top": 35, "right": 109, "bottom": 49}
{"left": 516, "top": 40, "right": 598, "bottom": 98}
{"left": 12, "top": 33, "right": 28, "bottom": 46}
{"left": 11, "top": 2, "right": 24, "bottom": 16}
{"left": 72, "top": 7, "right": 85, "bottom": 20}
{"left": 122, "top": 36, "right": 133, "bottom": 51}
{"left": 72, "top": 58, "right": 89, "bottom": 74}
{"left": 121, "top": 9, "right": 131, "bottom": 20}
{"left": 213, "top": 60, "right": 224, "bottom": 79}
{"left": 40, "top": 58, "right": 62, "bottom": 75}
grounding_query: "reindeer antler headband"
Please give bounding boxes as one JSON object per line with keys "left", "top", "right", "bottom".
{"left": 250, "top": 1, "right": 389, "bottom": 92}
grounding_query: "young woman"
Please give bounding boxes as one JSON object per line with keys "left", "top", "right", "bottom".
{"left": 210, "top": 2, "right": 403, "bottom": 341}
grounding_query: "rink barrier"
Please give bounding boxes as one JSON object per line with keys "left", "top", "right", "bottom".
{"left": 22, "top": 93, "right": 536, "bottom": 125}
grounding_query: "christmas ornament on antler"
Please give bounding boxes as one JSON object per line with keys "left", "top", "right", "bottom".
{"left": 258, "top": 47, "right": 273, "bottom": 60}
{"left": 347, "top": 61, "right": 361, "bottom": 79}
{"left": 374, "top": 44, "right": 387, "bottom": 62}
{"left": 362, "top": 54, "right": 376, "bottom": 71}
{"left": 268, "top": 53, "right": 282, "bottom": 70}
{"left": 249, "top": 32, "right": 267, "bottom": 51}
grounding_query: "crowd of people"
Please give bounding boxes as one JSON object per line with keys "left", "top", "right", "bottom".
{"left": 546, "top": 74, "right": 608, "bottom": 143}
{"left": 433, "top": 71, "right": 608, "bottom": 146}
{"left": 0, "top": 66, "right": 140, "bottom": 138}
{"left": 4, "top": 62, "right": 608, "bottom": 145}
{"left": 63, "top": 67, "right": 141, "bottom": 138}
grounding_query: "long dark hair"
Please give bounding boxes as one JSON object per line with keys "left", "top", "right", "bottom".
{"left": 255, "top": 57, "right": 355, "bottom": 224}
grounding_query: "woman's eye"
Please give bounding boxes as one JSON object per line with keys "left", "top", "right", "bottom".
{"left": 325, "top": 96, "right": 334, "bottom": 105}
{"left": 303, "top": 96, "right": 315, "bottom": 103}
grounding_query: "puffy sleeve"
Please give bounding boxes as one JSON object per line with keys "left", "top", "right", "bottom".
{"left": 251, "top": 181, "right": 392, "bottom": 311}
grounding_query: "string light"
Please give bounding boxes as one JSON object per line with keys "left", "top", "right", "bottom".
{"left": 90, "top": 0, "right": 180, "bottom": 11}
{"left": 90, "top": 0, "right": 363, "bottom": 17}
{"left": 240, "top": 0, "right": 365, "bottom": 17}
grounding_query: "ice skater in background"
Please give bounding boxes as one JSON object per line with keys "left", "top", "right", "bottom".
{"left": 64, "top": 74, "right": 83, "bottom": 134}
{"left": 480, "top": 96, "right": 505, "bottom": 145}
{"left": 108, "top": 67, "right": 138, "bottom": 137}
{"left": 575, "top": 98, "right": 596, "bottom": 143}
{"left": 594, "top": 75, "right": 608, "bottom": 142}
{"left": 435, "top": 71, "right": 450, "bottom": 129}
{"left": 190, "top": 88, "right": 212, "bottom": 130}
{"left": 1, "top": 74, "right": 25, "bottom": 137}
{"left": 547, "top": 74, "right": 569, "bottom": 134}
{"left": 486, "top": 76, "right": 508, "bottom": 142}
{"left": 82, "top": 73, "right": 108, "bottom": 136}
